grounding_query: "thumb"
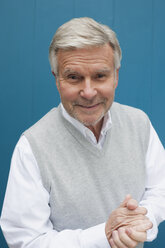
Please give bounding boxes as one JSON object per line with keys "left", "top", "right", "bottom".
{"left": 127, "top": 198, "right": 138, "bottom": 210}
{"left": 120, "top": 194, "right": 132, "bottom": 207}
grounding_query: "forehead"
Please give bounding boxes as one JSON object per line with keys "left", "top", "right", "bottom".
{"left": 57, "top": 44, "right": 114, "bottom": 72}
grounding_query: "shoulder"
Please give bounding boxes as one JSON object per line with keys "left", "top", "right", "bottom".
{"left": 24, "top": 106, "right": 60, "bottom": 138}
{"left": 111, "top": 102, "right": 150, "bottom": 127}
{"left": 110, "top": 102, "right": 151, "bottom": 150}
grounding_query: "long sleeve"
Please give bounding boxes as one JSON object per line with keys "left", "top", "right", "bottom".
{"left": 0, "top": 135, "right": 110, "bottom": 248}
{"left": 1, "top": 122, "right": 165, "bottom": 247}
{"left": 139, "top": 123, "right": 165, "bottom": 241}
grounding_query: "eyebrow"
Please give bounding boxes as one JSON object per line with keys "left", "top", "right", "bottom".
{"left": 63, "top": 68, "right": 112, "bottom": 76}
{"left": 63, "top": 69, "right": 80, "bottom": 76}
{"left": 95, "top": 68, "right": 112, "bottom": 74}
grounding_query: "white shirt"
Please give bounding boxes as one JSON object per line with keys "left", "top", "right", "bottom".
{"left": 61, "top": 104, "right": 112, "bottom": 149}
{"left": 1, "top": 104, "right": 165, "bottom": 248}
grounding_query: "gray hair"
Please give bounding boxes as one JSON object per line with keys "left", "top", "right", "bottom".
{"left": 49, "top": 17, "right": 122, "bottom": 75}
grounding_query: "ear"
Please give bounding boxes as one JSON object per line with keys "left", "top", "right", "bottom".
{"left": 52, "top": 71, "right": 55, "bottom": 76}
{"left": 115, "top": 68, "right": 120, "bottom": 89}
{"left": 55, "top": 75, "right": 60, "bottom": 92}
{"left": 52, "top": 71, "right": 60, "bottom": 91}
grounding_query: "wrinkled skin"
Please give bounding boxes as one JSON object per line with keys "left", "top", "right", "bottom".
{"left": 56, "top": 44, "right": 119, "bottom": 141}
{"left": 105, "top": 195, "right": 153, "bottom": 248}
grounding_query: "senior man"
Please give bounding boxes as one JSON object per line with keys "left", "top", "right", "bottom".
{"left": 1, "top": 17, "right": 165, "bottom": 248}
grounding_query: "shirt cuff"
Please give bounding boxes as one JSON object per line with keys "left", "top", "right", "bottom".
{"left": 81, "top": 223, "right": 110, "bottom": 248}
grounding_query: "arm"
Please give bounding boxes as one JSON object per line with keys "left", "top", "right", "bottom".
{"left": 139, "top": 122, "right": 165, "bottom": 241}
{"left": 106, "top": 122, "right": 165, "bottom": 247}
{"left": 0, "top": 136, "right": 110, "bottom": 248}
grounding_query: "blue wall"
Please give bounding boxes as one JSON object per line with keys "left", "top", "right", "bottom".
{"left": 0, "top": 0, "right": 165, "bottom": 247}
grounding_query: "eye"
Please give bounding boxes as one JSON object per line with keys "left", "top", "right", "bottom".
{"left": 65, "top": 74, "right": 83, "bottom": 84}
{"left": 97, "top": 74, "right": 105, "bottom": 78}
{"left": 95, "top": 73, "right": 106, "bottom": 80}
{"left": 68, "top": 74, "right": 78, "bottom": 80}
{"left": 68, "top": 75, "right": 77, "bottom": 80}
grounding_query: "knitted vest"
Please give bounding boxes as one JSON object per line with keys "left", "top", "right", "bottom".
{"left": 24, "top": 102, "right": 150, "bottom": 248}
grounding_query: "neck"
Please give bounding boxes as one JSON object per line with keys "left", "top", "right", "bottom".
{"left": 86, "top": 118, "right": 104, "bottom": 141}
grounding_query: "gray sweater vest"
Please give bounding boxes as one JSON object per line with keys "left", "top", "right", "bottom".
{"left": 24, "top": 102, "right": 150, "bottom": 247}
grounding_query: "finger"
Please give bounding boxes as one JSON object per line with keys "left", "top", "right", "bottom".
{"left": 124, "top": 206, "right": 147, "bottom": 216}
{"left": 125, "top": 228, "right": 147, "bottom": 242}
{"left": 111, "top": 212, "right": 147, "bottom": 231}
{"left": 112, "top": 230, "right": 128, "bottom": 248}
{"left": 118, "top": 228, "right": 138, "bottom": 248}
{"left": 120, "top": 194, "right": 132, "bottom": 207}
{"left": 125, "top": 217, "right": 151, "bottom": 228}
{"left": 127, "top": 199, "right": 138, "bottom": 210}
{"left": 133, "top": 206, "right": 147, "bottom": 215}
{"left": 132, "top": 221, "right": 153, "bottom": 232}
{"left": 113, "top": 211, "right": 148, "bottom": 230}
{"left": 109, "top": 238, "right": 118, "bottom": 248}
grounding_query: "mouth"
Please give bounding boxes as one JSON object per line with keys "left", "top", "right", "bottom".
{"left": 76, "top": 103, "right": 101, "bottom": 109}
{"left": 74, "top": 103, "right": 104, "bottom": 115}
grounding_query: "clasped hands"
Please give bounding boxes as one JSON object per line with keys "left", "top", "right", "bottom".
{"left": 105, "top": 195, "right": 153, "bottom": 248}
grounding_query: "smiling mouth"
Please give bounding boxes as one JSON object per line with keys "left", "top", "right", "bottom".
{"left": 76, "top": 103, "right": 101, "bottom": 110}
{"left": 79, "top": 103, "right": 100, "bottom": 107}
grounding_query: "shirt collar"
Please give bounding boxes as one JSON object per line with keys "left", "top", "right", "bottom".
{"left": 60, "top": 103, "right": 112, "bottom": 142}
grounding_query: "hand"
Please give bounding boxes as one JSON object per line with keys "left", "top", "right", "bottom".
{"left": 109, "top": 218, "right": 153, "bottom": 248}
{"left": 105, "top": 195, "right": 147, "bottom": 242}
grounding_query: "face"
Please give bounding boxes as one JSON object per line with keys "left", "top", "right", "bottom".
{"left": 56, "top": 44, "right": 119, "bottom": 130}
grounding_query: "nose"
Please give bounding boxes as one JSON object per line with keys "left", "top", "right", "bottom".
{"left": 80, "top": 78, "right": 97, "bottom": 99}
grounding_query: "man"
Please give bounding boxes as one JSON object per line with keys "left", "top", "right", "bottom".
{"left": 1, "top": 17, "right": 165, "bottom": 248}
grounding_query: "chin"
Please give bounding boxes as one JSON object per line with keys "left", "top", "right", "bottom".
{"left": 76, "top": 113, "right": 105, "bottom": 127}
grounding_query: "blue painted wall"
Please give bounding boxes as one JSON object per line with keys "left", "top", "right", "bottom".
{"left": 0, "top": 0, "right": 165, "bottom": 247}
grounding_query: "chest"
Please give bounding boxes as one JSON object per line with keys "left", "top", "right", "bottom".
{"left": 47, "top": 138, "right": 146, "bottom": 231}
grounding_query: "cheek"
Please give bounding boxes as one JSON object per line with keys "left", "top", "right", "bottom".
{"left": 99, "top": 84, "right": 115, "bottom": 99}
{"left": 60, "top": 86, "right": 79, "bottom": 101}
